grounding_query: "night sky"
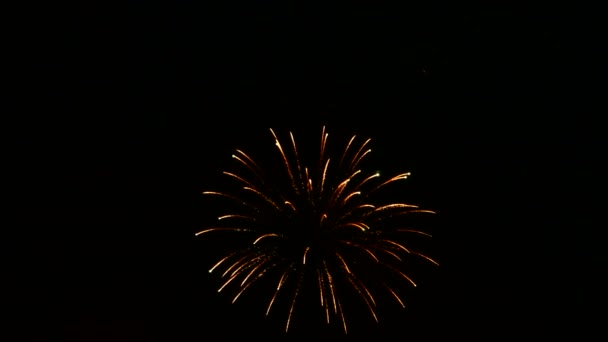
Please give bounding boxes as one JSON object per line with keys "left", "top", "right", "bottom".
{"left": 14, "top": 2, "right": 600, "bottom": 340}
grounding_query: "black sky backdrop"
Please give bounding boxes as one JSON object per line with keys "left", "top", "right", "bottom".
{"left": 15, "top": 1, "right": 602, "bottom": 340}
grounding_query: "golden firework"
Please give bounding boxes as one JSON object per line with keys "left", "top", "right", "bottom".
{"left": 196, "top": 127, "right": 438, "bottom": 334}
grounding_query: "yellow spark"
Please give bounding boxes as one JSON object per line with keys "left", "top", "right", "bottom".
{"left": 222, "top": 171, "right": 254, "bottom": 187}
{"left": 387, "top": 287, "right": 405, "bottom": 308}
{"left": 382, "top": 239, "right": 412, "bottom": 253}
{"left": 352, "top": 204, "right": 375, "bottom": 211}
{"left": 355, "top": 149, "right": 372, "bottom": 166}
{"left": 228, "top": 254, "right": 267, "bottom": 278}
{"left": 232, "top": 264, "right": 273, "bottom": 304}
{"left": 398, "top": 271, "right": 417, "bottom": 287}
{"left": 284, "top": 201, "right": 296, "bottom": 212}
{"left": 239, "top": 262, "right": 266, "bottom": 287}
{"left": 408, "top": 209, "right": 437, "bottom": 214}
{"left": 201, "top": 191, "right": 247, "bottom": 206}
{"left": 230, "top": 154, "right": 259, "bottom": 179}
{"left": 232, "top": 283, "right": 252, "bottom": 304}
{"left": 324, "top": 262, "right": 338, "bottom": 314}
{"left": 330, "top": 178, "right": 350, "bottom": 202}
{"left": 285, "top": 285, "right": 300, "bottom": 333}
{"left": 220, "top": 254, "right": 251, "bottom": 278}
{"left": 303, "top": 246, "right": 310, "bottom": 264}
{"left": 341, "top": 222, "right": 369, "bottom": 231}
{"left": 355, "top": 172, "right": 380, "bottom": 190}
{"left": 253, "top": 233, "right": 280, "bottom": 245}
{"left": 320, "top": 158, "right": 330, "bottom": 195}
{"left": 218, "top": 255, "right": 267, "bottom": 293}
{"left": 345, "top": 170, "right": 362, "bottom": 183}
{"left": 234, "top": 149, "right": 259, "bottom": 168}
{"left": 373, "top": 203, "right": 419, "bottom": 212}
{"left": 217, "top": 214, "right": 250, "bottom": 221}
{"left": 270, "top": 128, "right": 297, "bottom": 190}
{"left": 243, "top": 186, "right": 280, "bottom": 210}
{"left": 339, "top": 300, "right": 347, "bottom": 334}
{"left": 360, "top": 247, "right": 379, "bottom": 262}
{"left": 317, "top": 270, "right": 324, "bottom": 307}
{"left": 289, "top": 131, "right": 303, "bottom": 192}
{"left": 368, "top": 172, "right": 411, "bottom": 194}
{"left": 195, "top": 228, "right": 244, "bottom": 236}
{"left": 342, "top": 191, "right": 361, "bottom": 204}
{"left": 340, "top": 241, "right": 379, "bottom": 262}
{"left": 218, "top": 271, "right": 240, "bottom": 293}
{"left": 413, "top": 251, "right": 440, "bottom": 266}
{"left": 386, "top": 265, "right": 417, "bottom": 287}
{"left": 341, "top": 135, "right": 357, "bottom": 166}
{"left": 349, "top": 138, "right": 372, "bottom": 170}
{"left": 397, "top": 229, "right": 433, "bottom": 237}
{"left": 266, "top": 270, "right": 289, "bottom": 316}
{"left": 383, "top": 249, "right": 402, "bottom": 261}
{"left": 209, "top": 254, "right": 234, "bottom": 273}
{"left": 319, "top": 126, "right": 328, "bottom": 168}
{"left": 335, "top": 253, "right": 351, "bottom": 274}
{"left": 345, "top": 275, "right": 378, "bottom": 321}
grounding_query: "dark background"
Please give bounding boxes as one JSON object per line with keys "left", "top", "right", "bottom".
{"left": 14, "top": 1, "right": 601, "bottom": 340}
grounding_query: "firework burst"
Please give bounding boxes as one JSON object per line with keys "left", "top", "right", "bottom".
{"left": 196, "top": 127, "right": 438, "bottom": 334}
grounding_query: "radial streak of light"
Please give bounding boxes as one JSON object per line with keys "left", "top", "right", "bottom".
{"left": 319, "top": 126, "right": 328, "bottom": 172}
{"left": 382, "top": 249, "right": 402, "bottom": 261}
{"left": 341, "top": 222, "right": 369, "bottom": 232}
{"left": 373, "top": 203, "right": 419, "bottom": 212}
{"left": 239, "top": 259, "right": 268, "bottom": 286}
{"left": 253, "top": 233, "right": 280, "bottom": 245}
{"left": 220, "top": 254, "right": 255, "bottom": 278}
{"left": 302, "top": 246, "right": 311, "bottom": 265}
{"left": 284, "top": 279, "right": 301, "bottom": 333}
{"left": 270, "top": 128, "right": 297, "bottom": 190}
{"left": 232, "top": 262, "right": 274, "bottom": 303}
{"left": 218, "top": 214, "right": 253, "bottom": 221}
{"left": 345, "top": 275, "right": 378, "bottom": 322}
{"left": 352, "top": 172, "right": 380, "bottom": 192}
{"left": 386, "top": 264, "right": 417, "bottom": 287}
{"left": 222, "top": 171, "right": 256, "bottom": 188}
{"left": 284, "top": 201, "right": 297, "bottom": 212}
{"left": 243, "top": 186, "right": 281, "bottom": 210}
{"left": 340, "top": 241, "right": 379, "bottom": 262}
{"left": 338, "top": 300, "right": 348, "bottom": 334}
{"left": 320, "top": 158, "right": 330, "bottom": 196}
{"left": 386, "top": 286, "right": 406, "bottom": 308}
{"left": 339, "top": 135, "right": 357, "bottom": 168}
{"left": 266, "top": 270, "right": 289, "bottom": 316}
{"left": 231, "top": 150, "right": 264, "bottom": 182}
{"left": 382, "top": 239, "right": 412, "bottom": 253}
{"left": 396, "top": 229, "right": 433, "bottom": 237}
{"left": 195, "top": 228, "right": 246, "bottom": 236}
{"left": 324, "top": 262, "right": 338, "bottom": 314}
{"left": 335, "top": 252, "right": 351, "bottom": 274}
{"left": 289, "top": 132, "right": 303, "bottom": 192}
{"left": 209, "top": 253, "right": 236, "bottom": 273}
{"left": 412, "top": 251, "right": 440, "bottom": 266}
{"left": 367, "top": 172, "right": 411, "bottom": 195}
{"left": 349, "top": 138, "right": 372, "bottom": 171}
{"left": 342, "top": 191, "right": 361, "bottom": 205}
